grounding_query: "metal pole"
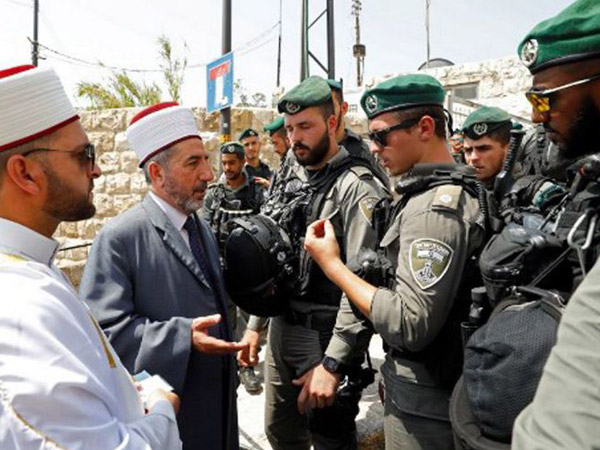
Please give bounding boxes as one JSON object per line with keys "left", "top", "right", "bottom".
{"left": 300, "top": 0, "right": 308, "bottom": 80}
{"left": 326, "top": 0, "right": 335, "bottom": 79}
{"left": 220, "top": 0, "right": 231, "bottom": 144}
{"left": 425, "top": 0, "right": 430, "bottom": 69}
{"left": 276, "top": 0, "right": 283, "bottom": 87}
{"left": 32, "top": 0, "right": 39, "bottom": 66}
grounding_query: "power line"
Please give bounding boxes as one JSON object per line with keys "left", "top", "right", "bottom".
{"left": 3, "top": 0, "right": 33, "bottom": 8}
{"left": 35, "top": 21, "right": 279, "bottom": 73}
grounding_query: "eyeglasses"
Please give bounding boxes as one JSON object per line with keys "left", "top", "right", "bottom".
{"left": 368, "top": 118, "right": 420, "bottom": 147}
{"left": 23, "top": 143, "right": 96, "bottom": 171}
{"left": 525, "top": 73, "right": 600, "bottom": 114}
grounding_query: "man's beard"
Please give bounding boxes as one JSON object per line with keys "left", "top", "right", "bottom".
{"left": 42, "top": 165, "right": 96, "bottom": 221}
{"left": 164, "top": 176, "right": 207, "bottom": 215}
{"left": 294, "top": 131, "right": 331, "bottom": 167}
{"left": 557, "top": 97, "right": 600, "bottom": 160}
{"left": 225, "top": 170, "right": 242, "bottom": 182}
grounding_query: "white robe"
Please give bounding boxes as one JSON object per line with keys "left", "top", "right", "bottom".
{"left": 0, "top": 218, "right": 181, "bottom": 450}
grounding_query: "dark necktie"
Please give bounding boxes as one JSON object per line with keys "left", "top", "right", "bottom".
{"left": 184, "top": 215, "right": 217, "bottom": 290}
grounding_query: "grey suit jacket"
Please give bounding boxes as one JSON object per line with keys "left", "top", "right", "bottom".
{"left": 80, "top": 194, "right": 238, "bottom": 450}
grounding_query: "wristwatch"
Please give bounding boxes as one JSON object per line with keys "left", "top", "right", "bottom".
{"left": 322, "top": 356, "right": 342, "bottom": 375}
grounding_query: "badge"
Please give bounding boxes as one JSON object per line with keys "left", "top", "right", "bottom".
{"left": 285, "top": 101, "right": 301, "bottom": 114}
{"left": 521, "top": 39, "right": 539, "bottom": 67}
{"left": 365, "top": 95, "right": 378, "bottom": 114}
{"left": 225, "top": 145, "right": 234, "bottom": 153}
{"left": 409, "top": 238, "right": 454, "bottom": 290}
{"left": 473, "top": 123, "right": 488, "bottom": 136}
{"left": 359, "top": 196, "right": 379, "bottom": 224}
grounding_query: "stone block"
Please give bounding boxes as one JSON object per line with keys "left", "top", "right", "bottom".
{"left": 114, "top": 132, "right": 131, "bottom": 154}
{"left": 93, "top": 193, "right": 114, "bottom": 217}
{"left": 87, "top": 131, "right": 115, "bottom": 155}
{"left": 130, "top": 173, "right": 149, "bottom": 194}
{"left": 97, "top": 152, "right": 120, "bottom": 174}
{"left": 105, "top": 173, "right": 131, "bottom": 195}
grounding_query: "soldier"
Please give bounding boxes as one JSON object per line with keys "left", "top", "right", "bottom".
{"left": 202, "top": 141, "right": 265, "bottom": 233}
{"left": 239, "top": 128, "right": 272, "bottom": 188}
{"left": 449, "top": 129, "right": 466, "bottom": 164}
{"left": 238, "top": 76, "right": 388, "bottom": 449}
{"left": 304, "top": 74, "right": 485, "bottom": 449}
{"left": 462, "top": 106, "right": 512, "bottom": 187}
{"left": 328, "top": 79, "right": 389, "bottom": 187}
{"left": 507, "top": 0, "right": 600, "bottom": 447}
{"left": 202, "top": 141, "right": 265, "bottom": 394}
{"left": 264, "top": 116, "right": 290, "bottom": 160}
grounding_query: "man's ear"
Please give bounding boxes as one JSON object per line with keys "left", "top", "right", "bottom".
{"left": 418, "top": 115, "right": 436, "bottom": 141}
{"left": 341, "top": 101, "right": 349, "bottom": 116}
{"left": 327, "top": 114, "right": 338, "bottom": 135}
{"left": 5, "top": 154, "right": 44, "bottom": 195}
{"left": 147, "top": 161, "right": 165, "bottom": 187}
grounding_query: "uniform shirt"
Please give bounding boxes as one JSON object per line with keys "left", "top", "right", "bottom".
{"left": 512, "top": 258, "right": 600, "bottom": 449}
{"left": 202, "top": 173, "right": 265, "bottom": 226}
{"left": 368, "top": 164, "right": 484, "bottom": 419}
{"left": 0, "top": 218, "right": 180, "bottom": 450}
{"left": 245, "top": 160, "right": 272, "bottom": 181}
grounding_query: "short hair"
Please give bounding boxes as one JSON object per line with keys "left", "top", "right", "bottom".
{"left": 331, "top": 88, "right": 344, "bottom": 104}
{"left": 142, "top": 146, "right": 177, "bottom": 184}
{"left": 486, "top": 122, "right": 511, "bottom": 147}
{"left": 392, "top": 105, "right": 447, "bottom": 140}
{"left": 222, "top": 152, "right": 244, "bottom": 161}
{"left": 0, "top": 136, "right": 50, "bottom": 187}
{"left": 316, "top": 98, "right": 335, "bottom": 122}
{"left": 272, "top": 126, "right": 287, "bottom": 140}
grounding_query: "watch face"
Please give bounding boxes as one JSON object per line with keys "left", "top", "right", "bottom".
{"left": 323, "top": 356, "right": 339, "bottom": 373}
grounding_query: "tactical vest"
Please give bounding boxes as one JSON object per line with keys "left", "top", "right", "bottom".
{"left": 384, "top": 164, "right": 488, "bottom": 389}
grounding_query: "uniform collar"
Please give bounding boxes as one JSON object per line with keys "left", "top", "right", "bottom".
{"left": 0, "top": 218, "right": 59, "bottom": 266}
{"left": 149, "top": 190, "right": 188, "bottom": 232}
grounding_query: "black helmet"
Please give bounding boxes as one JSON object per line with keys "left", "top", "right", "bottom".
{"left": 224, "top": 214, "right": 297, "bottom": 317}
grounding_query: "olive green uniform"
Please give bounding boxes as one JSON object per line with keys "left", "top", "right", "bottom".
{"left": 368, "top": 164, "right": 484, "bottom": 449}
{"left": 262, "top": 147, "right": 388, "bottom": 450}
{"left": 512, "top": 258, "right": 600, "bottom": 449}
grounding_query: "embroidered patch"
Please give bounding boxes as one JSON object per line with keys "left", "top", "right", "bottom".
{"left": 359, "top": 196, "right": 379, "bottom": 224}
{"left": 365, "top": 95, "right": 378, "bottom": 114}
{"left": 520, "top": 39, "right": 539, "bottom": 67}
{"left": 473, "top": 122, "right": 488, "bottom": 136}
{"left": 284, "top": 101, "right": 301, "bottom": 114}
{"left": 409, "top": 238, "right": 454, "bottom": 290}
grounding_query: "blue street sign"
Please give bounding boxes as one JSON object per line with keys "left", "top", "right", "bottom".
{"left": 207, "top": 52, "right": 234, "bottom": 113}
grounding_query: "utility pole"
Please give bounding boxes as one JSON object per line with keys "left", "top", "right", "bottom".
{"left": 32, "top": 0, "right": 39, "bottom": 66}
{"left": 220, "top": 0, "right": 231, "bottom": 144}
{"left": 425, "top": 0, "right": 431, "bottom": 69}
{"left": 276, "top": 0, "right": 283, "bottom": 87}
{"left": 352, "top": 0, "right": 365, "bottom": 86}
{"left": 300, "top": 0, "right": 335, "bottom": 81}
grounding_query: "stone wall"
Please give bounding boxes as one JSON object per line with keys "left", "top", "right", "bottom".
{"left": 55, "top": 107, "right": 283, "bottom": 286}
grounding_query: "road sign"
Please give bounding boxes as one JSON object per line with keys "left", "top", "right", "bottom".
{"left": 207, "top": 52, "right": 234, "bottom": 113}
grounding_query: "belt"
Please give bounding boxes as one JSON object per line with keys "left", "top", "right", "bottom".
{"left": 384, "top": 342, "right": 425, "bottom": 362}
{"left": 283, "top": 309, "right": 337, "bottom": 332}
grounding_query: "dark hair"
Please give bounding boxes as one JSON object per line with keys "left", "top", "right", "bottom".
{"left": 331, "top": 88, "right": 344, "bottom": 104}
{"left": 392, "top": 105, "right": 447, "bottom": 139}
{"left": 486, "top": 122, "right": 511, "bottom": 146}
{"left": 0, "top": 137, "right": 50, "bottom": 186}
{"left": 316, "top": 98, "right": 335, "bottom": 122}
{"left": 272, "top": 126, "right": 287, "bottom": 140}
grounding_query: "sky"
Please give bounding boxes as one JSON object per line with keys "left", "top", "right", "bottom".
{"left": 1, "top": 0, "right": 574, "bottom": 108}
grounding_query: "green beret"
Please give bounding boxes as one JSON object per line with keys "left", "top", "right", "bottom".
{"left": 360, "top": 74, "right": 445, "bottom": 120}
{"left": 238, "top": 128, "right": 259, "bottom": 141}
{"left": 277, "top": 76, "right": 332, "bottom": 115}
{"left": 263, "top": 116, "right": 285, "bottom": 135}
{"left": 518, "top": 0, "right": 600, "bottom": 74}
{"left": 220, "top": 141, "right": 245, "bottom": 156}
{"left": 326, "top": 79, "right": 343, "bottom": 92}
{"left": 462, "top": 106, "right": 512, "bottom": 139}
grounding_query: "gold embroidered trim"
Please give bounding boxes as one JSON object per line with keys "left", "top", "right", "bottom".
{"left": 89, "top": 314, "right": 116, "bottom": 369}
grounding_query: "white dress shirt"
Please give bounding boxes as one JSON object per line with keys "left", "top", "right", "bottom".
{"left": 149, "top": 190, "right": 192, "bottom": 249}
{"left": 0, "top": 217, "right": 181, "bottom": 450}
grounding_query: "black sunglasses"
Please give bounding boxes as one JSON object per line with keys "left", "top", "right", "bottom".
{"left": 23, "top": 143, "right": 96, "bottom": 171}
{"left": 368, "top": 118, "right": 420, "bottom": 147}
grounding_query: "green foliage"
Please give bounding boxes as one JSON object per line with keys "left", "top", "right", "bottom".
{"left": 234, "top": 79, "right": 267, "bottom": 108}
{"left": 157, "top": 35, "right": 188, "bottom": 103}
{"left": 77, "top": 36, "right": 187, "bottom": 109}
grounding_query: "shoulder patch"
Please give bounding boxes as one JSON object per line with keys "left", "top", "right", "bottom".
{"left": 432, "top": 185, "right": 462, "bottom": 211}
{"left": 409, "top": 238, "right": 454, "bottom": 290}
{"left": 359, "top": 196, "right": 379, "bottom": 225}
